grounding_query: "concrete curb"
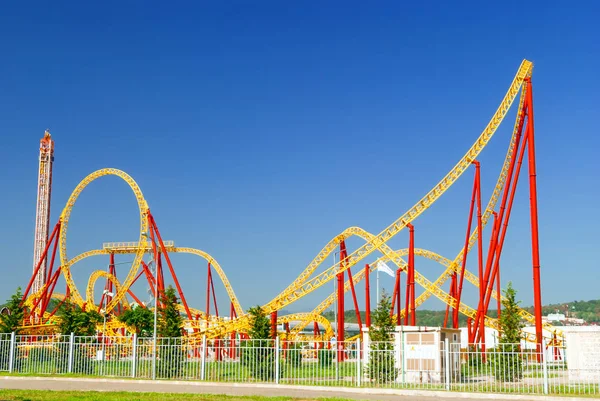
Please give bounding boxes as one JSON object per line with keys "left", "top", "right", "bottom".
{"left": 0, "top": 376, "right": 593, "bottom": 401}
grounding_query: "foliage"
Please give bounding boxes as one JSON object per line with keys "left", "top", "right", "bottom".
{"left": 56, "top": 299, "right": 102, "bottom": 336}
{"left": 286, "top": 342, "right": 302, "bottom": 367}
{"left": 118, "top": 304, "right": 154, "bottom": 336}
{"left": 318, "top": 347, "right": 334, "bottom": 367}
{"left": 156, "top": 286, "right": 185, "bottom": 378}
{"left": 158, "top": 286, "right": 183, "bottom": 338}
{"left": 0, "top": 287, "right": 25, "bottom": 334}
{"left": 366, "top": 290, "right": 397, "bottom": 383}
{"left": 246, "top": 305, "right": 276, "bottom": 381}
{"left": 491, "top": 281, "right": 524, "bottom": 382}
{"left": 248, "top": 306, "right": 272, "bottom": 340}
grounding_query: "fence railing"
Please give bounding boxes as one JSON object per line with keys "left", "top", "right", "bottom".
{"left": 0, "top": 334, "right": 598, "bottom": 396}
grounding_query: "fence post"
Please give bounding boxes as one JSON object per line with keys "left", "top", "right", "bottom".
{"left": 8, "top": 332, "right": 15, "bottom": 373}
{"left": 275, "top": 336, "right": 280, "bottom": 384}
{"left": 444, "top": 338, "right": 450, "bottom": 391}
{"left": 200, "top": 335, "right": 206, "bottom": 381}
{"left": 131, "top": 334, "right": 138, "bottom": 378}
{"left": 356, "top": 337, "right": 361, "bottom": 387}
{"left": 542, "top": 338, "right": 549, "bottom": 395}
{"left": 67, "top": 333, "right": 74, "bottom": 373}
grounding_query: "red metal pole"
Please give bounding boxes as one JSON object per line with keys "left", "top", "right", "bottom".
{"left": 270, "top": 311, "right": 278, "bottom": 339}
{"left": 496, "top": 260, "right": 501, "bottom": 319}
{"left": 390, "top": 269, "right": 399, "bottom": 317}
{"left": 409, "top": 224, "right": 415, "bottom": 325}
{"left": 396, "top": 269, "right": 401, "bottom": 326}
{"left": 210, "top": 267, "right": 220, "bottom": 317}
{"left": 30, "top": 268, "right": 61, "bottom": 314}
{"left": 453, "top": 163, "right": 479, "bottom": 328}
{"left": 206, "top": 263, "right": 211, "bottom": 321}
{"left": 524, "top": 77, "right": 543, "bottom": 355}
{"left": 364, "top": 264, "right": 371, "bottom": 328}
{"left": 482, "top": 132, "right": 530, "bottom": 315}
{"left": 346, "top": 267, "right": 363, "bottom": 337}
{"left": 39, "top": 228, "right": 62, "bottom": 315}
{"left": 475, "top": 162, "right": 484, "bottom": 340}
{"left": 229, "top": 302, "right": 236, "bottom": 359}
{"left": 148, "top": 213, "right": 193, "bottom": 320}
{"left": 444, "top": 273, "right": 456, "bottom": 328}
{"left": 23, "top": 222, "right": 61, "bottom": 302}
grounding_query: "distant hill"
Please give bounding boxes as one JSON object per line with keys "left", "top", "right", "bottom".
{"left": 321, "top": 299, "right": 600, "bottom": 326}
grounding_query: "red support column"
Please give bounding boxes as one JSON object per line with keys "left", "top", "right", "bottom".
{"left": 454, "top": 162, "right": 480, "bottom": 329}
{"left": 148, "top": 213, "right": 192, "bottom": 320}
{"left": 524, "top": 77, "right": 543, "bottom": 355}
{"left": 206, "top": 262, "right": 212, "bottom": 325}
{"left": 444, "top": 273, "right": 456, "bottom": 328}
{"left": 395, "top": 269, "right": 401, "bottom": 325}
{"left": 364, "top": 264, "right": 371, "bottom": 328}
{"left": 229, "top": 302, "right": 236, "bottom": 359}
{"left": 270, "top": 311, "right": 278, "bottom": 339}
{"left": 347, "top": 267, "right": 363, "bottom": 338}
{"left": 408, "top": 224, "right": 415, "bottom": 326}
{"left": 23, "top": 222, "right": 61, "bottom": 303}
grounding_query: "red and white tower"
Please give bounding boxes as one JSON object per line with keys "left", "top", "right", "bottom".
{"left": 32, "top": 130, "right": 54, "bottom": 295}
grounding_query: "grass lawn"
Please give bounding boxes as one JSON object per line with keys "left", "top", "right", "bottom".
{"left": 0, "top": 390, "right": 363, "bottom": 401}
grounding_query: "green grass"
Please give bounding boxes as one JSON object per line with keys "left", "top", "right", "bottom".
{"left": 0, "top": 390, "right": 364, "bottom": 401}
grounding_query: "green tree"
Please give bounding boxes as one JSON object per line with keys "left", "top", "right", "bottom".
{"left": 248, "top": 306, "right": 271, "bottom": 339}
{"left": 492, "top": 281, "right": 524, "bottom": 382}
{"left": 245, "top": 305, "right": 276, "bottom": 381}
{"left": 367, "top": 290, "right": 398, "bottom": 383}
{"left": 56, "top": 299, "right": 103, "bottom": 374}
{"left": 118, "top": 304, "right": 154, "bottom": 336}
{"left": 156, "top": 286, "right": 185, "bottom": 378}
{"left": 158, "top": 286, "right": 183, "bottom": 338}
{"left": 57, "top": 299, "right": 102, "bottom": 336}
{"left": 0, "top": 287, "right": 25, "bottom": 334}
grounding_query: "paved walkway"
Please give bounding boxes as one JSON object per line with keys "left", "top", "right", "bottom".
{"left": 0, "top": 376, "right": 589, "bottom": 401}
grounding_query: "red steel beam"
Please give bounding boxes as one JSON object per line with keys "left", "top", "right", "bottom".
{"left": 364, "top": 264, "right": 371, "bottom": 328}
{"left": 524, "top": 77, "right": 543, "bottom": 355}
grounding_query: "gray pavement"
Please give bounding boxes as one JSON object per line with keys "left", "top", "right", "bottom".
{"left": 0, "top": 376, "right": 588, "bottom": 401}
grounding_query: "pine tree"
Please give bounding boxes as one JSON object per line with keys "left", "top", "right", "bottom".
{"left": 156, "top": 285, "right": 185, "bottom": 378}
{"left": 367, "top": 290, "right": 398, "bottom": 383}
{"left": 492, "top": 281, "right": 524, "bottom": 382}
{"left": 245, "top": 305, "right": 276, "bottom": 380}
{"left": 158, "top": 286, "right": 183, "bottom": 338}
{"left": 247, "top": 306, "right": 271, "bottom": 340}
{"left": 0, "top": 288, "right": 25, "bottom": 334}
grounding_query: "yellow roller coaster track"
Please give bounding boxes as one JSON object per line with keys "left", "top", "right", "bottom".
{"left": 52, "top": 246, "right": 243, "bottom": 318}
{"left": 59, "top": 168, "right": 149, "bottom": 314}
{"left": 200, "top": 59, "right": 534, "bottom": 338}
{"left": 26, "top": 60, "right": 556, "bottom": 345}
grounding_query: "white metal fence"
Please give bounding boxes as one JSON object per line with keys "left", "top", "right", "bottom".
{"left": 0, "top": 334, "right": 598, "bottom": 396}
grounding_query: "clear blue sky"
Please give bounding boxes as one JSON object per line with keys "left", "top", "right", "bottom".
{"left": 0, "top": 1, "right": 598, "bottom": 314}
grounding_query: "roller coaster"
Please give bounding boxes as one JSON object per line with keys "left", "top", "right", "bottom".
{"left": 19, "top": 59, "right": 560, "bottom": 356}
